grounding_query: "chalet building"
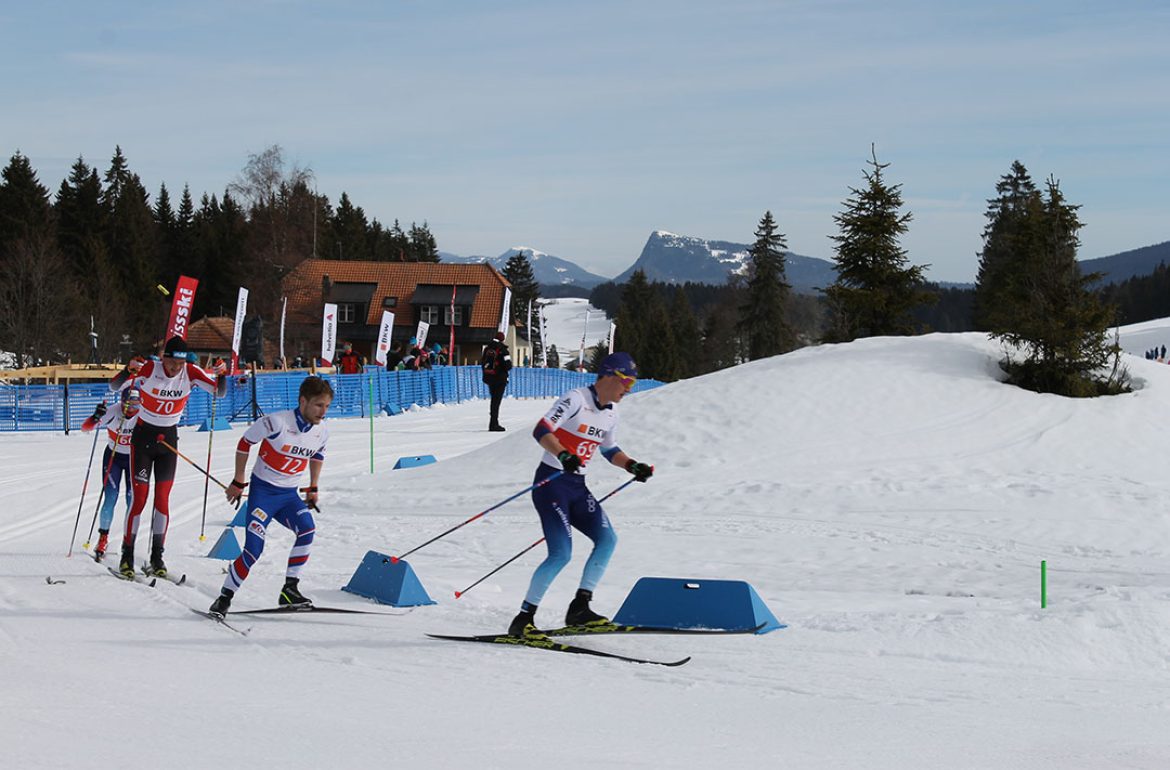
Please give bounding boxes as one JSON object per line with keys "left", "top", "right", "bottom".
{"left": 184, "top": 316, "right": 278, "bottom": 368}
{"left": 281, "top": 259, "right": 513, "bottom": 366}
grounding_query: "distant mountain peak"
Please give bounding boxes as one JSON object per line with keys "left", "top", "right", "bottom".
{"left": 441, "top": 246, "right": 609, "bottom": 289}
{"left": 615, "top": 230, "right": 836, "bottom": 293}
{"left": 508, "top": 246, "right": 549, "bottom": 260}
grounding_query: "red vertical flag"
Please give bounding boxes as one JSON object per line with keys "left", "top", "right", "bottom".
{"left": 166, "top": 276, "right": 199, "bottom": 340}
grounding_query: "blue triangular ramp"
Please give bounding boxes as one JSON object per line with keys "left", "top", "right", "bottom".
{"left": 198, "top": 416, "right": 232, "bottom": 431}
{"left": 230, "top": 500, "right": 249, "bottom": 527}
{"left": 206, "top": 528, "right": 242, "bottom": 560}
{"left": 341, "top": 550, "right": 436, "bottom": 607}
{"left": 393, "top": 455, "right": 436, "bottom": 470}
{"left": 384, "top": 403, "right": 403, "bottom": 416}
{"left": 612, "top": 577, "right": 784, "bottom": 634}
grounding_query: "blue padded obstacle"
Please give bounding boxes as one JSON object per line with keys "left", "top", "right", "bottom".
{"left": 198, "top": 416, "right": 232, "bottom": 431}
{"left": 229, "top": 500, "right": 249, "bottom": 528}
{"left": 383, "top": 403, "right": 403, "bottom": 416}
{"left": 206, "top": 528, "right": 242, "bottom": 560}
{"left": 342, "top": 550, "right": 436, "bottom": 607}
{"left": 612, "top": 577, "right": 784, "bottom": 634}
{"left": 393, "top": 454, "right": 436, "bottom": 470}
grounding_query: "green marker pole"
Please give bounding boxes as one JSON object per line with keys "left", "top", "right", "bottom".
{"left": 368, "top": 371, "right": 375, "bottom": 474}
{"left": 1040, "top": 559, "right": 1047, "bottom": 609}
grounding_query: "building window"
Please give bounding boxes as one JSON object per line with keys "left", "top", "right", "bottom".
{"left": 420, "top": 305, "right": 441, "bottom": 325}
{"left": 444, "top": 305, "right": 463, "bottom": 326}
{"left": 338, "top": 303, "right": 358, "bottom": 323}
{"left": 383, "top": 297, "right": 397, "bottom": 308}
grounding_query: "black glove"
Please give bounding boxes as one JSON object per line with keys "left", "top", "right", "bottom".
{"left": 92, "top": 402, "right": 107, "bottom": 420}
{"left": 626, "top": 459, "right": 654, "bottom": 482}
{"left": 557, "top": 450, "right": 582, "bottom": 474}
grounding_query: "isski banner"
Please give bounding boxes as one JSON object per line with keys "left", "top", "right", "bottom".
{"left": 166, "top": 275, "right": 199, "bottom": 341}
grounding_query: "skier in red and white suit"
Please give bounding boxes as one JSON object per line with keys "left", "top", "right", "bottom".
{"left": 109, "top": 336, "right": 226, "bottom": 578}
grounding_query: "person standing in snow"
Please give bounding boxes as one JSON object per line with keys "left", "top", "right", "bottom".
{"left": 79, "top": 387, "right": 142, "bottom": 562}
{"left": 208, "top": 376, "right": 333, "bottom": 617}
{"left": 507, "top": 352, "right": 654, "bottom": 637}
{"left": 109, "top": 336, "right": 227, "bottom": 579}
{"left": 480, "top": 331, "right": 512, "bottom": 432}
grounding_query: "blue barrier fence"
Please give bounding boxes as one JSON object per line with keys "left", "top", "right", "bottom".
{"left": 0, "top": 366, "right": 664, "bottom": 433}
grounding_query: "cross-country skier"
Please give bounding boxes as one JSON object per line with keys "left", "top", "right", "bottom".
{"left": 507, "top": 352, "right": 655, "bottom": 638}
{"left": 109, "top": 336, "right": 226, "bottom": 579}
{"left": 208, "top": 376, "right": 333, "bottom": 617}
{"left": 79, "top": 387, "right": 142, "bottom": 561}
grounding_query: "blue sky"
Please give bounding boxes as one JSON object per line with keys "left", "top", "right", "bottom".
{"left": 2, "top": 0, "right": 1167, "bottom": 282}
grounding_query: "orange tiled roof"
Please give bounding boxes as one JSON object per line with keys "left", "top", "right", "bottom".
{"left": 186, "top": 317, "right": 234, "bottom": 350}
{"left": 186, "top": 316, "right": 277, "bottom": 357}
{"left": 281, "top": 259, "right": 510, "bottom": 328}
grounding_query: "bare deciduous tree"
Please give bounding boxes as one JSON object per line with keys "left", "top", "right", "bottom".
{"left": 0, "top": 233, "right": 78, "bottom": 367}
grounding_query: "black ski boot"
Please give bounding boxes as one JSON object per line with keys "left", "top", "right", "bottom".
{"left": 564, "top": 589, "right": 611, "bottom": 628}
{"left": 209, "top": 589, "right": 234, "bottom": 618}
{"left": 507, "top": 604, "right": 545, "bottom": 638}
{"left": 146, "top": 547, "right": 168, "bottom": 579}
{"left": 279, "top": 577, "right": 311, "bottom": 608}
{"left": 118, "top": 546, "right": 135, "bottom": 579}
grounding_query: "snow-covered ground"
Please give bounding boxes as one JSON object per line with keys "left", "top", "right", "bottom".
{"left": 4, "top": 324, "right": 1170, "bottom": 768}
{"left": 536, "top": 297, "right": 611, "bottom": 362}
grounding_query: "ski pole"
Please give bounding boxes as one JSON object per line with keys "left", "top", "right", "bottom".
{"left": 453, "top": 477, "right": 639, "bottom": 598}
{"left": 199, "top": 397, "right": 218, "bottom": 541}
{"left": 388, "top": 471, "right": 565, "bottom": 564}
{"left": 157, "top": 436, "right": 231, "bottom": 492}
{"left": 83, "top": 415, "right": 126, "bottom": 549}
{"left": 67, "top": 419, "right": 103, "bottom": 557}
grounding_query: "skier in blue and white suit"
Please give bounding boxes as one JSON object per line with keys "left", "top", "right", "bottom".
{"left": 208, "top": 376, "right": 333, "bottom": 617}
{"left": 507, "top": 352, "right": 655, "bottom": 638}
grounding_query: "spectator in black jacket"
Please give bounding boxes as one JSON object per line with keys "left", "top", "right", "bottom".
{"left": 481, "top": 332, "right": 513, "bottom": 431}
{"left": 384, "top": 341, "right": 404, "bottom": 371}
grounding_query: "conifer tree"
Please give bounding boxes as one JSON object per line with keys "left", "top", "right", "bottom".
{"left": 175, "top": 184, "right": 199, "bottom": 277}
{"left": 55, "top": 157, "right": 106, "bottom": 283}
{"left": 0, "top": 151, "right": 53, "bottom": 245}
{"left": 502, "top": 250, "right": 540, "bottom": 332}
{"left": 194, "top": 192, "right": 248, "bottom": 321}
{"left": 408, "top": 221, "right": 440, "bottom": 262}
{"left": 977, "top": 166, "right": 1123, "bottom": 396}
{"left": 101, "top": 148, "right": 161, "bottom": 347}
{"left": 332, "top": 193, "right": 369, "bottom": 259}
{"left": 614, "top": 270, "right": 680, "bottom": 380}
{"left": 974, "top": 161, "right": 1037, "bottom": 332}
{"left": 737, "top": 210, "right": 793, "bottom": 359}
{"left": 55, "top": 157, "right": 127, "bottom": 360}
{"left": 0, "top": 152, "right": 72, "bottom": 366}
{"left": 824, "top": 146, "right": 933, "bottom": 341}
{"left": 669, "top": 286, "right": 702, "bottom": 379}
{"left": 387, "top": 219, "right": 409, "bottom": 261}
{"left": 585, "top": 341, "right": 609, "bottom": 373}
{"left": 154, "top": 182, "right": 182, "bottom": 289}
